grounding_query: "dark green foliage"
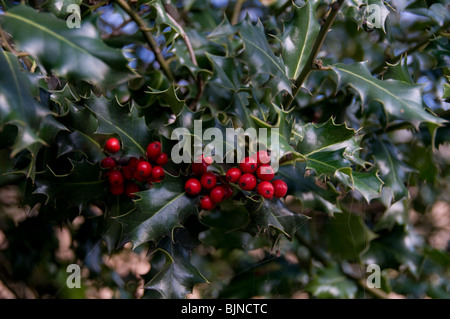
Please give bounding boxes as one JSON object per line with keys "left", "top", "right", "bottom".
{"left": 0, "top": 0, "right": 449, "bottom": 299}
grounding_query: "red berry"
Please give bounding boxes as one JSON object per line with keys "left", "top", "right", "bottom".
{"left": 210, "top": 186, "right": 227, "bottom": 204}
{"left": 257, "top": 181, "right": 274, "bottom": 199}
{"left": 239, "top": 173, "right": 257, "bottom": 191}
{"left": 200, "top": 172, "right": 217, "bottom": 190}
{"left": 133, "top": 170, "right": 148, "bottom": 182}
{"left": 239, "top": 157, "right": 258, "bottom": 174}
{"left": 185, "top": 178, "right": 201, "bottom": 196}
{"left": 272, "top": 180, "right": 288, "bottom": 198}
{"left": 226, "top": 167, "right": 242, "bottom": 183}
{"left": 191, "top": 162, "right": 208, "bottom": 175}
{"left": 199, "top": 195, "right": 214, "bottom": 210}
{"left": 100, "top": 157, "right": 116, "bottom": 169}
{"left": 125, "top": 182, "right": 140, "bottom": 198}
{"left": 151, "top": 166, "right": 165, "bottom": 181}
{"left": 252, "top": 150, "right": 271, "bottom": 166}
{"left": 137, "top": 161, "right": 152, "bottom": 177}
{"left": 155, "top": 153, "right": 169, "bottom": 166}
{"left": 256, "top": 164, "right": 275, "bottom": 181}
{"left": 105, "top": 138, "right": 121, "bottom": 154}
{"left": 129, "top": 157, "right": 140, "bottom": 169}
{"left": 121, "top": 165, "right": 134, "bottom": 180}
{"left": 225, "top": 187, "right": 234, "bottom": 199}
{"left": 110, "top": 184, "right": 124, "bottom": 195}
{"left": 146, "top": 141, "right": 162, "bottom": 160}
{"left": 108, "top": 170, "right": 124, "bottom": 185}
{"left": 202, "top": 155, "right": 213, "bottom": 166}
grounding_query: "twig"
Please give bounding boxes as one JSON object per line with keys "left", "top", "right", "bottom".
{"left": 0, "top": 26, "right": 33, "bottom": 70}
{"left": 231, "top": 0, "right": 245, "bottom": 25}
{"left": 283, "top": 0, "right": 345, "bottom": 110}
{"left": 354, "top": 278, "right": 390, "bottom": 299}
{"left": 165, "top": 8, "right": 205, "bottom": 109}
{"left": 114, "top": 0, "right": 175, "bottom": 82}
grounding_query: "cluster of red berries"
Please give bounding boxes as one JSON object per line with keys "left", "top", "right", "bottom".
{"left": 226, "top": 151, "right": 288, "bottom": 200}
{"left": 100, "top": 137, "right": 168, "bottom": 198}
{"left": 184, "top": 155, "right": 233, "bottom": 210}
{"left": 184, "top": 151, "right": 288, "bottom": 211}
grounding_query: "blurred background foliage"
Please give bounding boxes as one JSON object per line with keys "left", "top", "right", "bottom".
{"left": 0, "top": 0, "right": 449, "bottom": 299}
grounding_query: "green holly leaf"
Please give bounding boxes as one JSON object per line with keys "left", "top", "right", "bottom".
{"left": 32, "top": 159, "right": 105, "bottom": 214}
{"left": 294, "top": 119, "right": 383, "bottom": 203}
{"left": 143, "top": 0, "right": 183, "bottom": 45}
{"left": 278, "top": 164, "right": 342, "bottom": 216}
{"left": 244, "top": 197, "right": 310, "bottom": 241}
{"left": 0, "top": 50, "right": 69, "bottom": 181}
{"left": 332, "top": 62, "right": 446, "bottom": 136}
{"left": 56, "top": 130, "right": 104, "bottom": 163}
{"left": 84, "top": 94, "right": 153, "bottom": 157}
{"left": 336, "top": 170, "right": 384, "bottom": 204}
{"left": 306, "top": 149, "right": 352, "bottom": 178}
{"left": 324, "top": 209, "right": 377, "bottom": 261}
{"left": 102, "top": 199, "right": 135, "bottom": 254}
{"left": 146, "top": 84, "right": 185, "bottom": 115}
{"left": 0, "top": 5, "right": 137, "bottom": 90}
{"left": 0, "top": 50, "right": 49, "bottom": 157}
{"left": 238, "top": 18, "right": 292, "bottom": 96}
{"left": 206, "top": 53, "right": 255, "bottom": 128}
{"left": 384, "top": 58, "right": 413, "bottom": 84}
{"left": 117, "top": 174, "right": 197, "bottom": 248}
{"left": 296, "top": 118, "right": 357, "bottom": 156}
{"left": 144, "top": 231, "right": 208, "bottom": 299}
{"left": 370, "top": 139, "right": 416, "bottom": 204}
{"left": 363, "top": 225, "right": 424, "bottom": 278}
{"left": 374, "top": 199, "right": 408, "bottom": 232}
{"left": 281, "top": 0, "right": 320, "bottom": 79}
{"left": 306, "top": 263, "right": 358, "bottom": 299}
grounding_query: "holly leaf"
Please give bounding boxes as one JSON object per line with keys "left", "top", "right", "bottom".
{"left": 0, "top": 50, "right": 69, "bottom": 181}
{"left": 296, "top": 118, "right": 357, "bottom": 156}
{"left": 332, "top": 62, "right": 446, "bottom": 138}
{"left": 374, "top": 199, "right": 408, "bottom": 232}
{"left": 336, "top": 170, "right": 384, "bottom": 203}
{"left": 0, "top": 50, "right": 49, "bottom": 157}
{"left": 294, "top": 119, "right": 383, "bottom": 202}
{"left": 281, "top": 0, "right": 320, "bottom": 79}
{"left": 146, "top": 84, "right": 185, "bottom": 115}
{"left": 56, "top": 130, "right": 105, "bottom": 163}
{"left": 324, "top": 209, "right": 377, "bottom": 261}
{"left": 83, "top": 94, "right": 152, "bottom": 157}
{"left": 144, "top": 0, "right": 183, "bottom": 45}
{"left": 370, "top": 139, "right": 416, "bottom": 204}
{"left": 363, "top": 225, "right": 424, "bottom": 278}
{"left": 278, "top": 164, "right": 342, "bottom": 216}
{"left": 206, "top": 53, "right": 255, "bottom": 128}
{"left": 0, "top": 5, "right": 137, "bottom": 90}
{"left": 144, "top": 232, "right": 208, "bottom": 299}
{"left": 384, "top": 58, "right": 413, "bottom": 84}
{"left": 32, "top": 159, "right": 106, "bottom": 214}
{"left": 238, "top": 18, "right": 292, "bottom": 96}
{"left": 306, "top": 264, "right": 358, "bottom": 299}
{"left": 117, "top": 174, "right": 198, "bottom": 248}
{"left": 244, "top": 197, "right": 310, "bottom": 241}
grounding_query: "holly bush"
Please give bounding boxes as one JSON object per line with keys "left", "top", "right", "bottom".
{"left": 0, "top": 0, "right": 449, "bottom": 299}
